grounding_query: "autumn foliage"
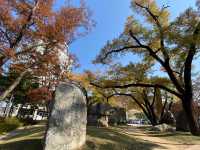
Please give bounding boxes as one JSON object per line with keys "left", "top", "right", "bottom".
{"left": 0, "top": 0, "right": 93, "bottom": 100}
{"left": 0, "top": 0, "right": 91, "bottom": 74}
{"left": 27, "top": 87, "right": 52, "bottom": 103}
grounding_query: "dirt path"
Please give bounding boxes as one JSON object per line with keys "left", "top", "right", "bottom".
{"left": 116, "top": 126, "right": 199, "bottom": 150}
{"left": 186, "top": 145, "right": 200, "bottom": 150}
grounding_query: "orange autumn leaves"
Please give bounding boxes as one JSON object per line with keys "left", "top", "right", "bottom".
{"left": 0, "top": 0, "right": 92, "bottom": 71}
{"left": 0, "top": 0, "right": 93, "bottom": 101}
{"left": 27, "top": 87, "right": 52, "bottom": 103}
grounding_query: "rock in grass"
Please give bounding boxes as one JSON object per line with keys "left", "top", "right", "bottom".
{"left": 150, "top": 123, "right": 175, "bottom": 132}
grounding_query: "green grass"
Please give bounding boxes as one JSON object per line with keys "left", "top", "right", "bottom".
{"left": 0, "top": 139, "right": 43, "bottom": 150}
{"left": 0, "top": 118, "right": 23, "bottom": 135}
{"left": 83, "top": 126, "right": 161, "bottom": 150}
{"left": 0, "top": 124, "right": 45, "bottom": 150}
{"left": 1, "top": 125, "right": 200, "bottom": 150}
{"left": 0, "top": 125, "right": 161, "bottom": 150}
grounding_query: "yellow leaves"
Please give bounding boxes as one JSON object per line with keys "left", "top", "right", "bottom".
{"left": 131, "top": 0, "right": 170, "bottom": 27}
{"left": 159, "top": 10, "right": 170, "bottom": 27}
{"left": 125, "top": 16, "right": 143, "bottom": 35}
{"left": 148, "top": 38, "right": 160, "bottom": 50}
{"left": 102, "top": 80, "right": 117, "bottom": 86}
{"left": 134, "top": 0, "right": 154, "bottom": 5}
{"left": 67, "top": 72, "right": 93, "bottom": 88}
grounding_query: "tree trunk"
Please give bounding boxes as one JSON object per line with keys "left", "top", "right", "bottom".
{"left": 181, "top": 22, "right": 200, "bottom": 135}
{"left": 150, "top": 114, "right": 158, "bottom": 126}
{"left": 0, "top": 70, "right": 28, "bottom": 101}
{"left": 182, "top": 95, "right": 200, "bottom": 135}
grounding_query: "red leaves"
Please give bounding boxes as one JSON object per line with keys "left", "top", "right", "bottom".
{"left": 0, "top": 0, "right": 92, "bottom": 97}
{"left": 0, "top": 0, "right": 92, "bottom": 68}
{"left": 4, "top": 48, "right": 16, "bottom": 58}
{"left": 27, "top": 87, "right": 52, "bottom": 102}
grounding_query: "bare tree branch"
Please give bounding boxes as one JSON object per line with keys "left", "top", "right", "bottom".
{"left": 100, "top": 45, "right": 142, "bottom": 62}
{"left": 90, "top": 82, "right": 182, "bottom": 98}
{"left": 129, "top": 30, "right": 165, "bottom": 65}
{"left": 135, "top": 2, "right": 169, "bottom": 61}
{"left": 106, "top": 92, "right": 150, "bottom": 120}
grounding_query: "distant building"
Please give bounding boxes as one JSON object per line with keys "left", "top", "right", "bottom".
{"left": 0, "top": 100, "right": 8, "bottom": 117}
{"left": 0, "top": 101, "right": 48, "bottom": 121}
{"left": 17, "top": 103, "right": 48, "bottom": 121}
{"left": 0, "top": 99, "right": 13, "bottom": 117}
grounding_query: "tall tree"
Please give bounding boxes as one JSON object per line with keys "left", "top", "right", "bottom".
{"left": 91, "top": 63, "right": 174, "bottom": 126}
{"left": 0, "top": 0, "right": 92, "bottom": 100}
{"left": 94, "top": 0, "right": 200, "bottom": 135}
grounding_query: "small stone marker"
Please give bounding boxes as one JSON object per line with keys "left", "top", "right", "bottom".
{"left": 44, "top": 83, "right": 87, "bottom": 150}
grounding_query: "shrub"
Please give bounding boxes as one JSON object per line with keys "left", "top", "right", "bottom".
{"left": 19, "top": 118, "right": 37, "bottom": 126}
{"left": 0, "top": 117, "right": 23, "bottom": 134}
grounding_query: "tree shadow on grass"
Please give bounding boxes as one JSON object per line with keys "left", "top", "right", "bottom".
{"left": 85, "top": 126, "right": 164, "bottom": 150}
{"left": 0, "top": 139, "right": 43, "bottom": 150}
{"left": 1, "top": 126, "right": 45, "bottom": 141}
{"left": 0, "top": 126, "right": 166, "bottom": 150}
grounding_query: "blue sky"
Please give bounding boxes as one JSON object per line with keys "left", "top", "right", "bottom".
{"left": 58, "top": 0, "right": 197, "bottom": 73}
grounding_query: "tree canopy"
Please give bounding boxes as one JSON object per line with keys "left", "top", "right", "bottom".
{"left": 93, "top": 0, "right": 200, "bottom": 135}
{"left": 0, "top": 0, "right": 93, "bottom": 100}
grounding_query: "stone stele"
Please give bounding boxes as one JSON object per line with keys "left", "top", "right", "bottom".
{"left": 44, "top": 83, "right": 87, "bottom": 150}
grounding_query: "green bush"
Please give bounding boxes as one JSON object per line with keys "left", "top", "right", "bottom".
{"left": 0, "top": 117, "right": 23, "bottom": 134}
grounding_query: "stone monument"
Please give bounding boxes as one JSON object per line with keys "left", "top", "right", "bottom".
{"left": 44, "top": 82, "right": 87, "bottom": 150}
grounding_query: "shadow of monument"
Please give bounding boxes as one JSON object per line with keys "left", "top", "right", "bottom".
{"left": 85, "top": 127, "right": 164, "bottom": 150}
{"left": 0, "top": 139, "right": 43, "bottom": 150}
{"left": 1, "top": 126, "right": 45, "bottom": 141}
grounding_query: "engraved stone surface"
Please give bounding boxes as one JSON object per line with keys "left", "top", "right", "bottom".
{"left": 44, "top": 83, "right": 87, "bottom": 150}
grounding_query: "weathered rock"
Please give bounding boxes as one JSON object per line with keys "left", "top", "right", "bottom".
{"left": 97, "top": 116, "right": 109, "bottom": 127}
{"left": 150, "top": 123, "right": 175, "bottom": 132}
{"left": 44, "top": 83, "right": 87, "bottom": 150}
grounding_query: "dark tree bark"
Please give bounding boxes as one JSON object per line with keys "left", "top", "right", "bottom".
{"left": 0, "top": 70, "right": 28, "bottom": 101}
{"left": 181, "top": 22, "right": 200, "bottom": 135}
{"left": 182, "top": 95, "right": 200, "bottom": 135}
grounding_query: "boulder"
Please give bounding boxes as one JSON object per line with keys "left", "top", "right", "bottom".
{"left": 150, "top": 123, "right": 175, "bottom": 132}
{"left": 97, "top": 116, "right": 109, "bottom": 127}
{"left": 44, "top": 83, "right": 87, "bottom": 150}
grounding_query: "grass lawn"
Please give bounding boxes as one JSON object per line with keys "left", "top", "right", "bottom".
{"left": 0, "top": 118, "right": 23, "bottom": 135}
{"left": 0, "top": 124, "right": 200, "bottom": 150}
{"left": 83, "top": 126, "right": 161, "bottom": 150}
{"left": 135, "top": 125, "right": 200, "bottom": 145}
